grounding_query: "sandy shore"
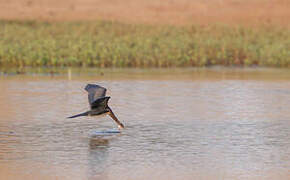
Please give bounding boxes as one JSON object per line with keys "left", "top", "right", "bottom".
{"left": 0, "top": 0, "right": 289, "bottom": 26}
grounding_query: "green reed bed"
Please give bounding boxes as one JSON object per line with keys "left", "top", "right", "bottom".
{"left": 0, "top": 20, "right": 289, "bottom": 68}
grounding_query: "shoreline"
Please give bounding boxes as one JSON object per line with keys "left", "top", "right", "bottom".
{"left": 0, "top": 20, "right": 289, "bottom": 68}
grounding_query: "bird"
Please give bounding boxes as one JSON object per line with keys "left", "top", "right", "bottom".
{"left": 68, "top": 84, "right": 124, "bottom": 129}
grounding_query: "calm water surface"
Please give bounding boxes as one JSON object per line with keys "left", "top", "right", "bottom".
{"left": 0, "top": 69, "right": 289, "bottom": 180}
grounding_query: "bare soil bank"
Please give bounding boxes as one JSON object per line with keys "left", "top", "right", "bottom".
{"left": 0, "top": 0, "right": 289, "bottom": 26}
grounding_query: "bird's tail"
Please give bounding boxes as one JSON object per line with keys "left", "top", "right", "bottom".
{"left": 67, "top": 111, "right": 89, "bottom": 118}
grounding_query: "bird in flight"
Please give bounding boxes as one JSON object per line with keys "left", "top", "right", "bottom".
{"left": 68, "top": 84, "right": 124, "bottom": 129}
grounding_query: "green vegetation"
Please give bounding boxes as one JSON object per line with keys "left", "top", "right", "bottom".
{"left": 0, "top": 20, "right": 289, "bottom": 68}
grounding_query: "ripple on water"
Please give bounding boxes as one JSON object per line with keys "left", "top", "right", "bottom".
{"left": 0, "top": 73, "right": 290, "bottom": 180}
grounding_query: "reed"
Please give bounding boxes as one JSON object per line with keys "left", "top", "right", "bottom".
{"left": 0, "top": 20, "right": 289, "bottom": 68}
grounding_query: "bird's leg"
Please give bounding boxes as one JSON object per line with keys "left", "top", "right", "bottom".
{"left": 107, "top": 107, "right": 124, "bottom": 129}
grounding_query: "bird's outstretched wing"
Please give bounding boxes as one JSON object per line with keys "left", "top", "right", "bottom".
{"left": 85, "top": 84, "right": 107, "bottom": 106}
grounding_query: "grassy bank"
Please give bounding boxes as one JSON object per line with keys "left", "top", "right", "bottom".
{"left": 0, "top": 20, "right": 289, "bottom": 68}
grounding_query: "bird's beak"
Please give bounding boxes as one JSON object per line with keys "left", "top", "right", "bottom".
{"left": 108, "top": 107, "right": 124, "bottom": 129}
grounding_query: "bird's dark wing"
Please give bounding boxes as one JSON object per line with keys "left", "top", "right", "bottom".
{"left": 91, "top": 96, "right": 110, "bottom": 110}
{"left": 85, "top": 84, "right": 107, "bottom": 105}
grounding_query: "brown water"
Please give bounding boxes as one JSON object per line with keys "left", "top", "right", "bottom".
{"left": 0, "top": 68, "right": 289, "bottom": 180}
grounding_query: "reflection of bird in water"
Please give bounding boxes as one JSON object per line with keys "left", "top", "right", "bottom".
{"left": 88, "top": 137, "right": 110, "bottom": 179}
{"left": 68, "top": 84, "right": 124, "bottom": 129}
{"left": 89, "top": 137, "right": 109, "bottom": 149}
